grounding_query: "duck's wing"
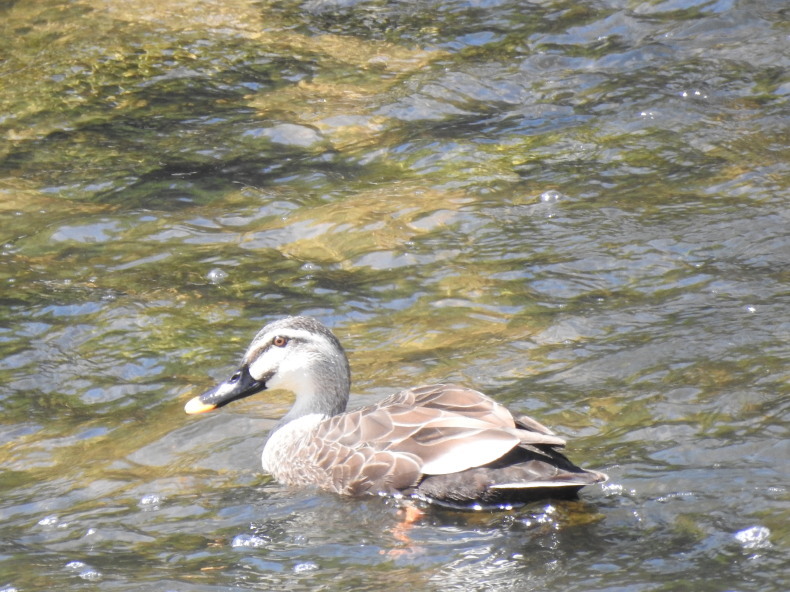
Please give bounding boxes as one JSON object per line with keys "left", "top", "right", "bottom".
{"left": 312, "top": 384, "right": 565, "bottom": 490}
{"left": 404, "top": 384, "right": 567, "bottom": 446}
{"left": 398, "top": 387, "right": 607, "bottom": 507}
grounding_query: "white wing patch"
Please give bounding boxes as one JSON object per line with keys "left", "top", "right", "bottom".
{"left": 419, "top": 430, "right": 519, "bottom": 474}
{"left": 490, "top": 480, "right": 586, "bottom": 489}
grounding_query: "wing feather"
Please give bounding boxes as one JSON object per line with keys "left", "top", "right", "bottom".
{"left": 272, "top": 384, "right": 589, "bottom": 500}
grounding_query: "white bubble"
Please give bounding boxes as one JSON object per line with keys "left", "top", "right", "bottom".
{"left": 65, "top": 561, "right": 86, "bottom": 571}
{"left": 65, "top": 560, "right": 102, "bottom": 580}
{"left": 293, "top": 562, "right": 319, "bottom": 573}
{"left": 207, "top": 268, "right": 228, "bottom": 284}
{"left": 680, "top": 90, "right": 708, "bottom": 99}
{"left": 540, "top": 190, "right": 563, "bottom": 203}
{"left": 139, "top": 493, "right": 163, "bottom": 509}
{"left": 78, "top": 568, "right": 102, "bottom": 582}
{"left": 735, "top": 525, "right": 771, "bottom": 549}
{"left": 38, "top": 515, "right": 59, "bottom": 527}
{"left": 231, "top": 533, "right": 268, "bottom": 548}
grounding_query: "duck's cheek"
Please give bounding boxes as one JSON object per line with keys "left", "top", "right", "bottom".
{"left": 248, "top": 353, "right": 284, "bottom": 385}
{"left": 260, "top": 357, "right": 307, "bottom": 392}
{"left": 281, "top": 367, "right": 319, "bottom": 394}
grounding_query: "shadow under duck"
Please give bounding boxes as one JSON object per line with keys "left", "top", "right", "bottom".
{"left": 185, "top": 316, "right": 607, "bottom": 510}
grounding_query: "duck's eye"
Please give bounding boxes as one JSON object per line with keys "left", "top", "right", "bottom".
{"left": 272, "top": 336, "right": 288, "bottom": 347}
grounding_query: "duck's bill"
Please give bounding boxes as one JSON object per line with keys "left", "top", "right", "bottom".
{"left": 184, "top": 367, "right": 266, "bottom": 414}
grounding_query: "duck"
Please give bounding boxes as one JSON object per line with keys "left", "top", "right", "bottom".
{"left": 185, "top": 315, "right": 607, "bottom": 510}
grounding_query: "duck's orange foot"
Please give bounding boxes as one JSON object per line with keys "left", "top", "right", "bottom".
{"left": 396, "top": 503, "right": 426, "bottom": 525}
{"left": 380, "top": 502, "right": 427, "bottom": 558}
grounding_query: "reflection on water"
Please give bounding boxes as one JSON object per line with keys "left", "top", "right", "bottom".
{"left": 0, "top": 0, "right": 788, "bottom": 590}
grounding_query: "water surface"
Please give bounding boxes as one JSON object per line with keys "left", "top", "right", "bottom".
{"left": 0, "top": 0, "right": 788, "bottom": 590}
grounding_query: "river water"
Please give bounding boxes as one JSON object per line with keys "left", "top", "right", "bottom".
{"left": 0, "top": 0, "right": 787, "bottom": 590}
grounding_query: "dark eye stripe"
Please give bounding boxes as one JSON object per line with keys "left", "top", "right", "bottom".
{"left": 245, "top": 334, "right": 298, "bottom": 363}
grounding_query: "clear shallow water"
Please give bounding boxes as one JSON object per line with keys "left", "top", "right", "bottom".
{"left": 0, "top": 0, "right": 788, "bottom": 590}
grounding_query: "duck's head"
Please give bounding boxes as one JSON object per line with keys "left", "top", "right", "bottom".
{"left": 185, "top": 316, "right": 351, "bottom": 420}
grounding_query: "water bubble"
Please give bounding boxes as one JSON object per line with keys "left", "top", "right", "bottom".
{"left": 139, "top": 493, "right": 163, "bottom": 510}
{"left": 79, "top": 568, "right": 102, "bottom": 582}
{"left": 680, "top": 90, "right": 708, "bottom": 99}
{"left": 735, "top": 525, "right": 770, "bottom": 549}
{"left": 65, "top": 561, "right": 103, "bottom": 581}
{"left": 294, "top": 562, "right": 319, "bottom": 573}
{"left": 207, "top": 268, "right": 228, "bottom": 285}
{"left": 231, "top": 533, "right": 269, "bottom": 548}
{"left": 539, "top": 190, "right": 563, "bottom": 203}
{"left": 38, "top": 515, "right": 59, "bottom": 527}
{"left": 65, "top": 561, "right": 86, "bottom": 571}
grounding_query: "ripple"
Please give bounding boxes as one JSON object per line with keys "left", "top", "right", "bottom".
{"left": 1, "top": 1, "right": 787, "bottom": 591}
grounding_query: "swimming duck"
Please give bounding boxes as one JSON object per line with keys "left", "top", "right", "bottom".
{"left": 185, "top": 316, "right": 606, "bottom": 509}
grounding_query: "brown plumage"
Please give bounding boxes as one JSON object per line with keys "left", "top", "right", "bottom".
{"left": 185, "top": 316, "right": 607, "bottom": 510}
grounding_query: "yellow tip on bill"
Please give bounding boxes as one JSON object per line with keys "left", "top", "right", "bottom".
{"left": 185, "top": 396, "right": 217, "bottom": 415}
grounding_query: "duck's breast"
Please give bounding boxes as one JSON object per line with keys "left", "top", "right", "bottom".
{"left": 261, "top": 414, "right": 325, "bottom": 482}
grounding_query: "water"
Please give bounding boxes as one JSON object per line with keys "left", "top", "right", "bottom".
{"left": 0, "top": 0, "right": 788, "bottom": 590}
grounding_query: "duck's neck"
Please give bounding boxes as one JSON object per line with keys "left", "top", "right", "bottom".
{"left": 275, "top": 356, "right": 350, "bottom": 431}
